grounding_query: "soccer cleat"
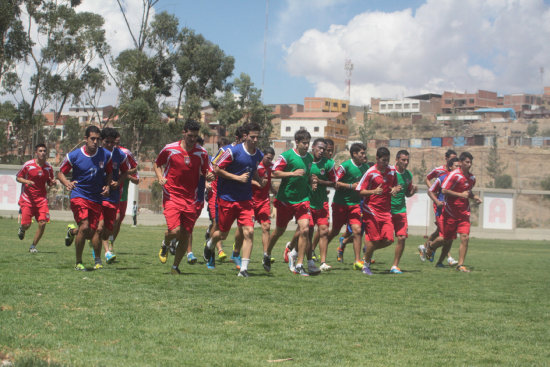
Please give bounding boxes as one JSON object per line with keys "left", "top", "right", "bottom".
{"left": 284, "top": 243, "right": 290, "bottom": 263}
{"left": 94, "top": 263, "right": 104, "bottom": 270}
{"left": 29, "top": 247, "right": 38, "bottom": 253}
{"left": 270, "top": 256, "right": 275, "bottom": 264}
{"left": 308, "top": 263, "right": 321, "bottom": 275}
{"left": 206, "top": 253, "right": 215, "bottom": 269}
{"left": 203, "top": 243, "right": 210, "bottom": 262}
{"left": 447, "top": 256, "right": 458, "bottom": 266}
{"left": 293, "top": 265, "right": 309, "bottom": 276}
{"left": 435, "top": 262, "right": 445, "bottom": 268}
{"left": 353, "top": 261, "right": 364, "bottom": 270}
{"left": 159, "top": 244, "right": 168, "bottom": 264}
{"left": 311, "top": 251, "right": 318, "bottom": 262}
{"left": 456, "top": 265, "right": 471, "bottom": 273}
{"left": 418, "top": 244, "right": 426, "bottom": 262}
{"left": 105, "top": 251, "right": 116, "bottom": 264}
{"left": 263, "top": 254, "right": 271, "bottom": 272}
{"left": 232, "top": 255, "right": 242, "bottom": 270}
{"left": 237, "top": 270, "right": 249, "bottom": 278}
{"left": 18, "top": 226, "right": 25, "bottom": 240}
{"left": 337, "top": 246, "right": 344, "bottom": 263}
{"left": 390, "top": 266, "right": 403, "bottom": 274}
{"left": 218, "top": 250, "right": 227, "bottom": 262}
{"left": 362, "top": 265, "right": 373, "bottom": 275}
{"left": 187, "top": 252, "right": 197, "bottom": 264}
{"left": 426, "top": 245, "right": 436, "bottom": 262}
{"left": 171, "top": 266, "right": 181, "bottom": 275}
{"left": 320, "top": 263, "right": 332, "bottom": 272}
{"left": 288, "top": 252, "right": 297, "bottom": 272}
{"left": 65, "top": 224, "right": 77, "bottom": 246}
{"left": 74, "top": 263, "right": 86, "bottom": 271}
{"left": 169, "top": 239, "right": 178, "bottom": 255}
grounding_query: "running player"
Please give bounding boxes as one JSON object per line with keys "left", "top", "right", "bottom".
{"left": 16, "top": 143, "right": 56, "bottom": 253}
{"left": 357, "top": 147, "right": 401, "bottom": 275}
{"left": 154, "top": 120, "right": 209, "bottom": 275}
{"left": 58, "top": 125, "right": 112, "bottom": 270}
{"left": 204, "top": 122, "right": 264, "bottom": 277}
{"left": 265, "top": 129, "right": 319, "bottom": 276}
{"left": 389, "top": 150, "right": 417, "bottom": 274}
{"left": 424, "top": 152, "right": 481, "bottom": 272}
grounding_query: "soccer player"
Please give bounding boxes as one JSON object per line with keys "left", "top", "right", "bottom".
{"left": 95, "top": 127, "right": 129, "bottom": 264}
{"left": 389, "top": 150, "right": 417, "bottom": 274}
{"left": 265, "top": 129, "right": 319, "bottom": 276}
{"left": 357, "top": 147, "right": 400, "bottom": 275}
{"left": 204, "top": 122, "right": 264, "bottom": 277}
{"left": 421, "top": 149, "right": 459, "bottom": 265}
{"left": 326, "top": 143, "right": 370, "bottom": 270}
{"left": 154, "top": 120, "right": 209, "bottom": 275}
{"left": 424, "top": 152, "right": 481, "bottom": 272}
{"left": 16, "top": 143, "right": 56, "bottom": 253}
{"left": 58, "top": 125, "right": 112, "bottom": 270}
{"left": 426, "top": 157, "right": 461, "bottom": 265}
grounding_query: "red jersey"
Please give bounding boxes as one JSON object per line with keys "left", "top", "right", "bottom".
{"left": 119, "top": 146, "right": 138, "bottom": 170}
{"left": 17, "top": 159, "right": 54, "bottom": 205}
{"left": 356, "top": 164, "right": 397, "bottom": 218}
{"left": 252, "top": 161, "right": 272, "bottom": 202}
{"left": 426, "top": 164, "right": 448, "bottom": 181}
{"left": 155, "top": 141, "right": 208, "bottom": 206}
{"left": 441, "top": 168, "right": 476, "bottom": 218}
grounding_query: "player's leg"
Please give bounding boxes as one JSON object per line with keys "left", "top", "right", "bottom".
{"left": 239, "top": 225, "right": 254, "bottom": 276}
{"left": 18, "top": 206, "right": 33, "bottom": 240}
{"left": 29, "top": 220, "right": 46, "bottom": 253}
{"left": 456, "top": 232, "right": 470, "bottom": 272}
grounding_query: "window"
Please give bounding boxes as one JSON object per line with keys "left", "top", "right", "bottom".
{"left": 342, "top": 120, "right": 346, "bottom": 125}
{"left": 337, "top": 119, "right": 340, "bottom": 124}
{"left": 380, "top": 104, "right": 386, "bottom": 110}
{"left": 404, "top": 103, "right": 410, "bottom": 109}
{"left": 412, "top": 103, "right": 419, "bottom": 108}
{"left": 325, "top": 101, "right": 330, "bottom": 106}
{"left": 342, "top": 103, "right": 347, "bottom": 108}
{"left": 314, "top": 127, "right": 319, "bottom": 132}
{"left": 445, "top": 99, "right": 452, "bottom": 104}
{"left": 388, "top": 104, "right": 394, "bottom": 109}
{"left": 395, "top": 104, "right": 402, "bottom": 109}
{"left": 300, "top": 126, "right": 305, "bottom": 130}
{"left": 333, "top": 102, "right": 338, "bottom": 107}
{"left": 469, "top": 99, "right": 474, "bottom": 104}
{"left": 340, "top": 129, "right": 343, "bottom": 134}
{"left": 285, "top": 126, "right": 291, "bottom": 132}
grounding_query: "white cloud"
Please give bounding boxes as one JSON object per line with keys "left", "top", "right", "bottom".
{"left": 284, "top": 0, "right": 550, "bottom": 105}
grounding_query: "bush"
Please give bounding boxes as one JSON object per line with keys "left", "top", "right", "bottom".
{"left": 494, "top": 174, "right": 513, "bottom": 189}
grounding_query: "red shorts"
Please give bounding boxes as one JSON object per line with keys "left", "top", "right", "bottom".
{"left": 435, "top": 215, "right": 444, "bottom": 237}
{"left": 363, "top": 211, "right": 394, "bottom": 243}
{"left": 70, "top": 197, "right": 102, "bottom": 231}
{"left": 100, "top": 201, "right": 119, "bottom": 231}
{"left": 331, "top": 203, "right": 362, "bottom": 230}
{"left": 195, "top": 201, "right": 205, "bottom": 220}
{"left": 442, "top": 213, "right": 470, "bottom": 240}
{"left": 273, "top": 199, "right": 311, "bottom": 228}
{"left": 163, "top": 200, "right": 197, "bottom": 233}
{"left": 207, "top": 196, "right": 217, "bottom": 222}
{"left": 20, "top": 200, "right": 50, "bottom": 226}
{"left": 311, "top": 202, "right": 329, "bottom": 226}
{"left": 253, "top": 198, "right": 271, "bottom": 224}
{"left": 117, "top": 200, "right": 128, "bottom": 222}
{"left": 217, "top": 198, "right": 254, "bottom": 232}
{"left": 391, "top": 212, "right": 408, "bottom": 238}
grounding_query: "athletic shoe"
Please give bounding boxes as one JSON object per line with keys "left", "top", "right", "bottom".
{"left": 158, "top": 244, "right": 168, "bottom": 264}
{"left": 94, "top": 263, "right": 104, "bottom": 270}
{"left": 337, "top": 246, "right": 344, "bottom": 263}
{"left": 74, "top": 263, "right": 86, "bottom": 271}
{"left": 29, "top": 247, "right": 38, "bottom": 253}
{"left": 311, "top": 251, "right": 318, "bottom": 262}
{"left": 187, "top": 252, "right": 197, "bottom": 264}
{"left": 171, "top": 266, "right": 181, "bottom": 275}
{"left": 427, "top": 247, "right": 435, "bottom": 262}
{"left": 105, "top": 252, "right": 116, "bottom": 264}
{"left": 353, "top": 261, "right": 363, "bottom": 270}
{"left": 232, "top": 255, "right": 242, "bottom": 270}
{"left": 270, "top": 256, "right": 275, "bottom": 264}
{"left": 168, "top": 239, "right": 178, "bottom": 255}
{"left": 362, "top": 265, "right": 373, "bottom": 275}
{"left": 206, "top": 253, "right": 215, "bottom": 269}
{"left": 203, "top": 243, "right": 210, "bottom": 262}
{"left": 65, "top": 224, "right": 77, "bottom": 247}
{"left": 18, "top": 226, "right": 25, "bottom": 240}
{"left": 447, "top": 256, "right": 458, "bottom": 266}
{"left": 370, "top": 259, "right": 376, "bottom": 264}
{"left": 435, "top": 262, "right": 445, "bottom": 268}
{"left": 320, "top": 263, "right": 332, "bottom": 272}
{"left": 218, "top": 250, "right": 227, "bottom": 262}
{"left": 288, "top": 252, "right": 296, "bottom": 272}
{"left": 418, "top": 244, "right": 426, "bottom": 262}
{"left": 456, "top": 265, "right": 471, "bottom": 273}
{"left": 293, "top": 265, "right": 309, "bottom": 276}
{"left": 263, "top": 254, "right": 271, "bottom": 272}
{"left": 390, "top": 266, "right": 403, "bottom": 274}
{"left": 283, "top": 243, "right": 290, "bottom": 263}
{"left": 237, "top": 270, "right": 249, "bottom": 278}
{"left": 308, "top": 263, "right": 321, "bottom": 275}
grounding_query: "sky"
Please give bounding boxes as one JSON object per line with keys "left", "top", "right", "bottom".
{"left": 61, "top": 0, "right": 550, "bottom": 106}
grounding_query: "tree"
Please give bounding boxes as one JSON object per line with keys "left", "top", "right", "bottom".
{"left": 0, "top": 0, "right": 31, "bottom": 86}
{"left": 60, "top": 117, "right": 82, "bottom": 153}
{"left": 526, "top": 120, "right": 538, "bottom": 137}
{"left": 358, "top": 106, "right": 375, "bottom": 147}
{"left": 486, "top": 137, "right": 510, "bottom": 188}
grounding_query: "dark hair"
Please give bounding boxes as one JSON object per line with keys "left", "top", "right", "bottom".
{"left": 367, "top": 161, "right": 375, "bottom": 167}
{"left": 235, "top": 126, "right": 246, "bottom": 139}
{"left": 447, "top": 157, "right": 460, "bottom": 169}
{"left": 396, "top": 149, "right": 409, "bottom": 159}
{"left": 350, "top": 143, "right": 366, "bottom": 157}
{"left": 294, "top": 129, "right": 311, "bottom": 142}
{"left": 218, "top": 137, "right": 230, "bottom": 149}
{"left": 183, "top": 120, "right": 201, "bottom": 132}
{"left": 101, "top": 127, "right": 119, "bottom": 140}
{"left": 85, "top": 125, "right": 101, "bottom": 137}
{"left": 243, "top": 122, "right": 261, "bottom": 134}
{"left": 376, "top": 146, "right": 390, "bottom": 158}
{"left": 312, "top": 138, "right": 326, "bottom": 147}
{"left": 445, "top": 149, "right": 457, "bottom": 158}
{"left": 459, "top": 151, "right": 473, "bottom": 161}
{"left": 35, "top": 143, "right": 47, "bottom": 151}
{"left": 325, "top": 138, "right": 334, "bottom": 147}
{"left": 197, "top": 136, "right": 204, "bottom": 146}
{"left": 263, "top": 147, "right": 275, "bottom": 155}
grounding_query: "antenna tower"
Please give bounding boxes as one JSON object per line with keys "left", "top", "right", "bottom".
{"left": 345, "top": 58, "right": 353, "bottom": 102}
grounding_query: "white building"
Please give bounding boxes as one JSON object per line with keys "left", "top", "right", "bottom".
{"left": 280, "top": 112, "right": 348, "bottom": 152}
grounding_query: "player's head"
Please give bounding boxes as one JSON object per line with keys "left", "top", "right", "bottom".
{"left": 459, "top": 151, "right": 473, "bottom": 171}
{"left": 242, "top": 122, "right": 261, "bottom": 149}
{"left": 312, "top": 138, "right": 327, "bottom": 160}
{"left": 375, "top": 146, "right": 391, "bottom": 169}
{"left": 350, "top": 143, "right": 367, "bottom": 164}
{"left": 101, "top": 127, "right": 120, "bottom": 152}
{"left": 445, "top": 149, "right": 457, "bottom": 161}
{"left": 262, "top": 146, "right": 275, "bottom": 165}
{"left": 182, "top": 120, "right": 200, "bottom": 146}
{"left": 84, "top": 125, "right": 101, "bottom": 152}
{"left": 34, "top": 143, "right": 47, "bottom": 160}
{"left": 324, "top": 138, "right": 335, "bottom": 158}
{"left": 447, "top": 157, "right": 460, "bottom": 171}
{"left": 294, "top": 129, "right": 311, "bottom": 155}
{"left": 235, "top": 125, "right": 247, "bottom": 143}
{"left": 395, "top": 149, "right": 410, "bottom": 170}
{"left": 196, "top": 136, "right": 204, "bottom": 146}
{"left": 217, "top": 137, "right": 230, "bottom": 149}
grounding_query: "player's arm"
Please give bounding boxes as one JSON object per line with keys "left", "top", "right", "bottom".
{"left": 425, "top": 177, "right": 432, "bottom": 188}
{"left": 359, "top": 184, "right": 383, "bottom": 197}
{"left": 129, "top": 174, "right": 140, "bottom": 184}
{"left": 58, "top": 160, "right": 77, "bottom": 191}
{"left": 468, "top": 190, "right": 482, "bottom": 204}
{"left": 272, "top": 169, "right": 305, "bottom": 179}
{"left": 441, "top": 188, "right": 469, "bottom": 199}
{"left": 153, "top": 162, "right": 167, "bottom": 186}
{"left": 251, "top": 170, "right": 266, "bottom": 188}
{"left": 16, "top": 176, "right": 34, "bottom": 186}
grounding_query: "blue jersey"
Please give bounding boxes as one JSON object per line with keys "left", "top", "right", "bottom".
{"left": 429, "top": 173, "right": 449, "bottom": 217}
{"left": 60, "top": 146, "right": 112, "bottom": 203}
{"left": 212, "top": 143, "right": 263, "bottom": 202}
{"left": 104, "top": 147, "right": 128, "bottom": 204}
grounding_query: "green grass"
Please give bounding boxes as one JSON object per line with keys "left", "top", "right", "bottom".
{"left": 1, "top": 218, "right": 549, "bottom": 367}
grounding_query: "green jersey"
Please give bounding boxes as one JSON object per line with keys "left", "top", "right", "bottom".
{"left": 309, "top": 157, "right": 335, "bottom": 209}
{"left": 120, "top": 178, "right": 130, "bottom": 202}
{"left": 274, "top": 149, "right": 313, "bottom": 204}
{"left": 333, "top": 159, "right": 370, "bottom": 206}
{"left": 391, "top": 169, "right": 413, "bottom": 214}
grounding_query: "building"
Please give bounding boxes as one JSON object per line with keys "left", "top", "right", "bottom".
{"left": 270, "top": 104, "right": 303, "bottom": 118}
{"left": 502, "top": 94, "right": 543, "bottom": 116}
{"left": 304, "top": 97, "right": 349, "bottom": 113}
{"left": 65, "top": 105, "right": 115, "bottom": 125}
{"left": 441, "top": 90, "right": 498, "bottom": 113}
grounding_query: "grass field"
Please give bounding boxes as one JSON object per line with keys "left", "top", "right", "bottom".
{"left": 1, "top": 218, "right": 549, "bottom": 367}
